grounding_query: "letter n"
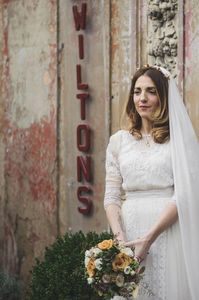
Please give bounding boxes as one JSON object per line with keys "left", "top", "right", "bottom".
{"left": 77, "top": 156, "right": 91, "bottom": 182}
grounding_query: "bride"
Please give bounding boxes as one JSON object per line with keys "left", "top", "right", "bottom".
{"left": 104, "top": 65, "right": 199, "bottom": 300}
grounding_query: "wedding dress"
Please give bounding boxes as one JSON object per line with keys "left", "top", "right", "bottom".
{"left": 104, "top": 129, "right": 191, "bottom": 300}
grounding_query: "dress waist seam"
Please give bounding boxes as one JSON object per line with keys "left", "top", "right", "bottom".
{"left": 125, "top": 187, "right": 174, "bottom": 199}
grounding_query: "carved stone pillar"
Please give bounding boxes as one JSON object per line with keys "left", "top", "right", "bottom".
{"left": 147, "top": 0, "right": 178, "bottom": 77}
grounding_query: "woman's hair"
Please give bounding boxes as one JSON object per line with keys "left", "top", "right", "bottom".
{"left": 124, "top": 66, "right": 169, "bottom": 144}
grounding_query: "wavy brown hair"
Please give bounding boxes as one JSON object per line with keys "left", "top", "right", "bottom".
{"left": 125, "top": 66, "right": 169, "bottom": 144}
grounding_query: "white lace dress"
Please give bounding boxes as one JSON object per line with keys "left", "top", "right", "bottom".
{"left": 104, "top": 130, "right": 191, "bottom": 300}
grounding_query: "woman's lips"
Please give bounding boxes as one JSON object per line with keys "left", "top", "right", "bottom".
{"left": 139, "top": 106, "right": 150, "bottom": 109}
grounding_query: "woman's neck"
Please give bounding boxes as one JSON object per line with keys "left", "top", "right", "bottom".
{"left": 140, "top": 119, "right": 153, "bottom": 135}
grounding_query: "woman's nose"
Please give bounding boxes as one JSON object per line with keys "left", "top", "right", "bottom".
{"left": 140, "top": 91, "right": 147, "bottom": 102}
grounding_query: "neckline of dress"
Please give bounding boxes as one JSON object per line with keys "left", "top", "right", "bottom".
{"left": 142, "top": 134, "right": 152, "bottom": 147}
{"left": 142, "top": 133, "right": 151, "bottom": 137}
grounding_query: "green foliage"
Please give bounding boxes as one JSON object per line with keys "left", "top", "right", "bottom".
{"left": 0, "top": 271, "right": 21, "bottom": 300}
{"left": 29, "top": 231, "right": 113, "bottom": 300}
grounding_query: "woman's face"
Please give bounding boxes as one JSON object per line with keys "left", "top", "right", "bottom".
{"left": 133, "top": 75, "right": 159, "bottom": 121}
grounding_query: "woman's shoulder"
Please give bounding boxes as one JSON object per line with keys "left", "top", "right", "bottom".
{"left": 110, "top": 129, "right": 130, "bottom": 140}
{"left": 108, "top": 130, "right": 135, "bottom": 150}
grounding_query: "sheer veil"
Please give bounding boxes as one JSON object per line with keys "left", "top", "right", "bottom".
{"left": 156, "top": 66, "right": 199, "bottom": 300}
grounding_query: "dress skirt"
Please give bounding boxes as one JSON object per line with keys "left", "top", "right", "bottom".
{"left": 112, "top": 188, "right": 191, "bottom": 300}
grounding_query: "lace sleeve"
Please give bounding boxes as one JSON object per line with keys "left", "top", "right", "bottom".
{"left": 169, "top": 190, "right": 176, "bottom": 203}
{"left": 104, "top": 131, "right": 123, "bottom": 208}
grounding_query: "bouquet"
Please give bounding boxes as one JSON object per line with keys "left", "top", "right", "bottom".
{"left": 85, "top": 239, "right": 145, "bottom": 299}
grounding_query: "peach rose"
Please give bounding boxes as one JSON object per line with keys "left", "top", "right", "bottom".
{"left": 86, "top": 258, "right": 95, "bottom": 277}
{"left": 98, "top": 239, "right": 113, "bottom": 250}
{"left": 112, "top": 253, "right": 132, "bottom": 271}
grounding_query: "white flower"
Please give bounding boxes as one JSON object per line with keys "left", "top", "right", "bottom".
{"left": 94, "top": 258, "right": 102, "bottom": 270}
{"left": 84, "top": 256, "right": 90, "bottom": 267}
{"left": 102, "top": 274, "right": 111, "bottom": 283}
{"left": 85, "top": 250, "right": 92, "bottom": 257}
{"left": 130, "top": 270, "right": 136, "bottom": 276}
{"left": 115, "top": 274, "right": 125, "bottom": 287}
{"left": 124, "top": 266, "right": 131, "bottom": 274}
{"left": 120, "top": 247, "right": 134, "bottom": 257}
{"left": 87, "top": 277, "right": 94, "bottom": 285}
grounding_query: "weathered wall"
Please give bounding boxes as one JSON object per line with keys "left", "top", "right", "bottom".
{"left": 0, "top": 0, "right": 5, "bottom": 275}
{"left": 58, "top": 0, "right": 110, "bottom": 234}
{"left": 110, "top": 0, "right": 148, "bottom": 133}
{"left": 0, "top": 0, "right": 58, "bottom": 282}
{"left": 184, "top": 0, "right": 199, "bottom": 137}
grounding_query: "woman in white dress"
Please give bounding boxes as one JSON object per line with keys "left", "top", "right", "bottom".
{"left": 104, "top": 66, "right": 199, "bottom": 300}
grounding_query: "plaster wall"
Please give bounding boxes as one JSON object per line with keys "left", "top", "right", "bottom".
{"left": 0, "top": 0, "right": 5, "bottom": 275}
{"left": 110, "top": 0, "right": 148, "bottom": 133}
{"left": 0, "top": 0, "right": 58, "bottom": 282}
{"left": 184, "top": 0, "right": 199, "bottom": 137}
{"left": 58, "top": 0, "right": 110, "bottom": 234}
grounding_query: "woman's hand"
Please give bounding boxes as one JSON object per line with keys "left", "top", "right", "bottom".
{"left": 115, "top": 233, "right": 126, "bottom": 244}
{"left": 125, "top": 236, "right": 152, "bottom": 262}
{"left": 125, "top": 203, "right": 178, "bottom": 262}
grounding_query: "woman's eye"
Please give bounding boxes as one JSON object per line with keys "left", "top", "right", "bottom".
{"left": 149, "top": 90, "right": 156, "bottom": 94}
{"left": 134, "top": 91, "right": 140, "bottom": 95}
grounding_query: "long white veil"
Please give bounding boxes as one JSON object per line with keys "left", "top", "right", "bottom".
{"left": 157, "top": 66, "right": 199, "bottom": 300}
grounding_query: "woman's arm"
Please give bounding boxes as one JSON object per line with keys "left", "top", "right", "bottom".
{"left": 105, "top": 204, "right": 126, "bottom": 242}
{"left": 104, "top": 132, "right": 124, "bottom": 240}
{"left": 146, "top": 202, "right": 178, "bottom": 243}
{"left": 125, "top": 202, "right": 178, "bottom": 260}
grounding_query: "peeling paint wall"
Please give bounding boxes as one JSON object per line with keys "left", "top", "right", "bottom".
{"left": 58, "top": 0, "right": 110, "bottom": 234}
{"left": 110, "top": 0, "right": 148, "bottom": 133}
{"left": 184, "top": 0, "right": 199, "bottom": 137}
{"left": 0, "top": 0, "right": 5, "bottom": 275}
{"left": 0, "top": 0, "right": 58, "bottom": 282}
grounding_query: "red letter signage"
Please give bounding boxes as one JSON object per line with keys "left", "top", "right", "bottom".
{"left": 73, "top": 3, "right": 93, "bottom": 215}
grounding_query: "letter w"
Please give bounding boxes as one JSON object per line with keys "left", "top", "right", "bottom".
{"left": 72, "top": 3, "right": 87, "bottom": 31}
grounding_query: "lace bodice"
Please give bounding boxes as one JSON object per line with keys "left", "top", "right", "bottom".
{"left": 104, "top": 130, "right": 175, "bottom": 208}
